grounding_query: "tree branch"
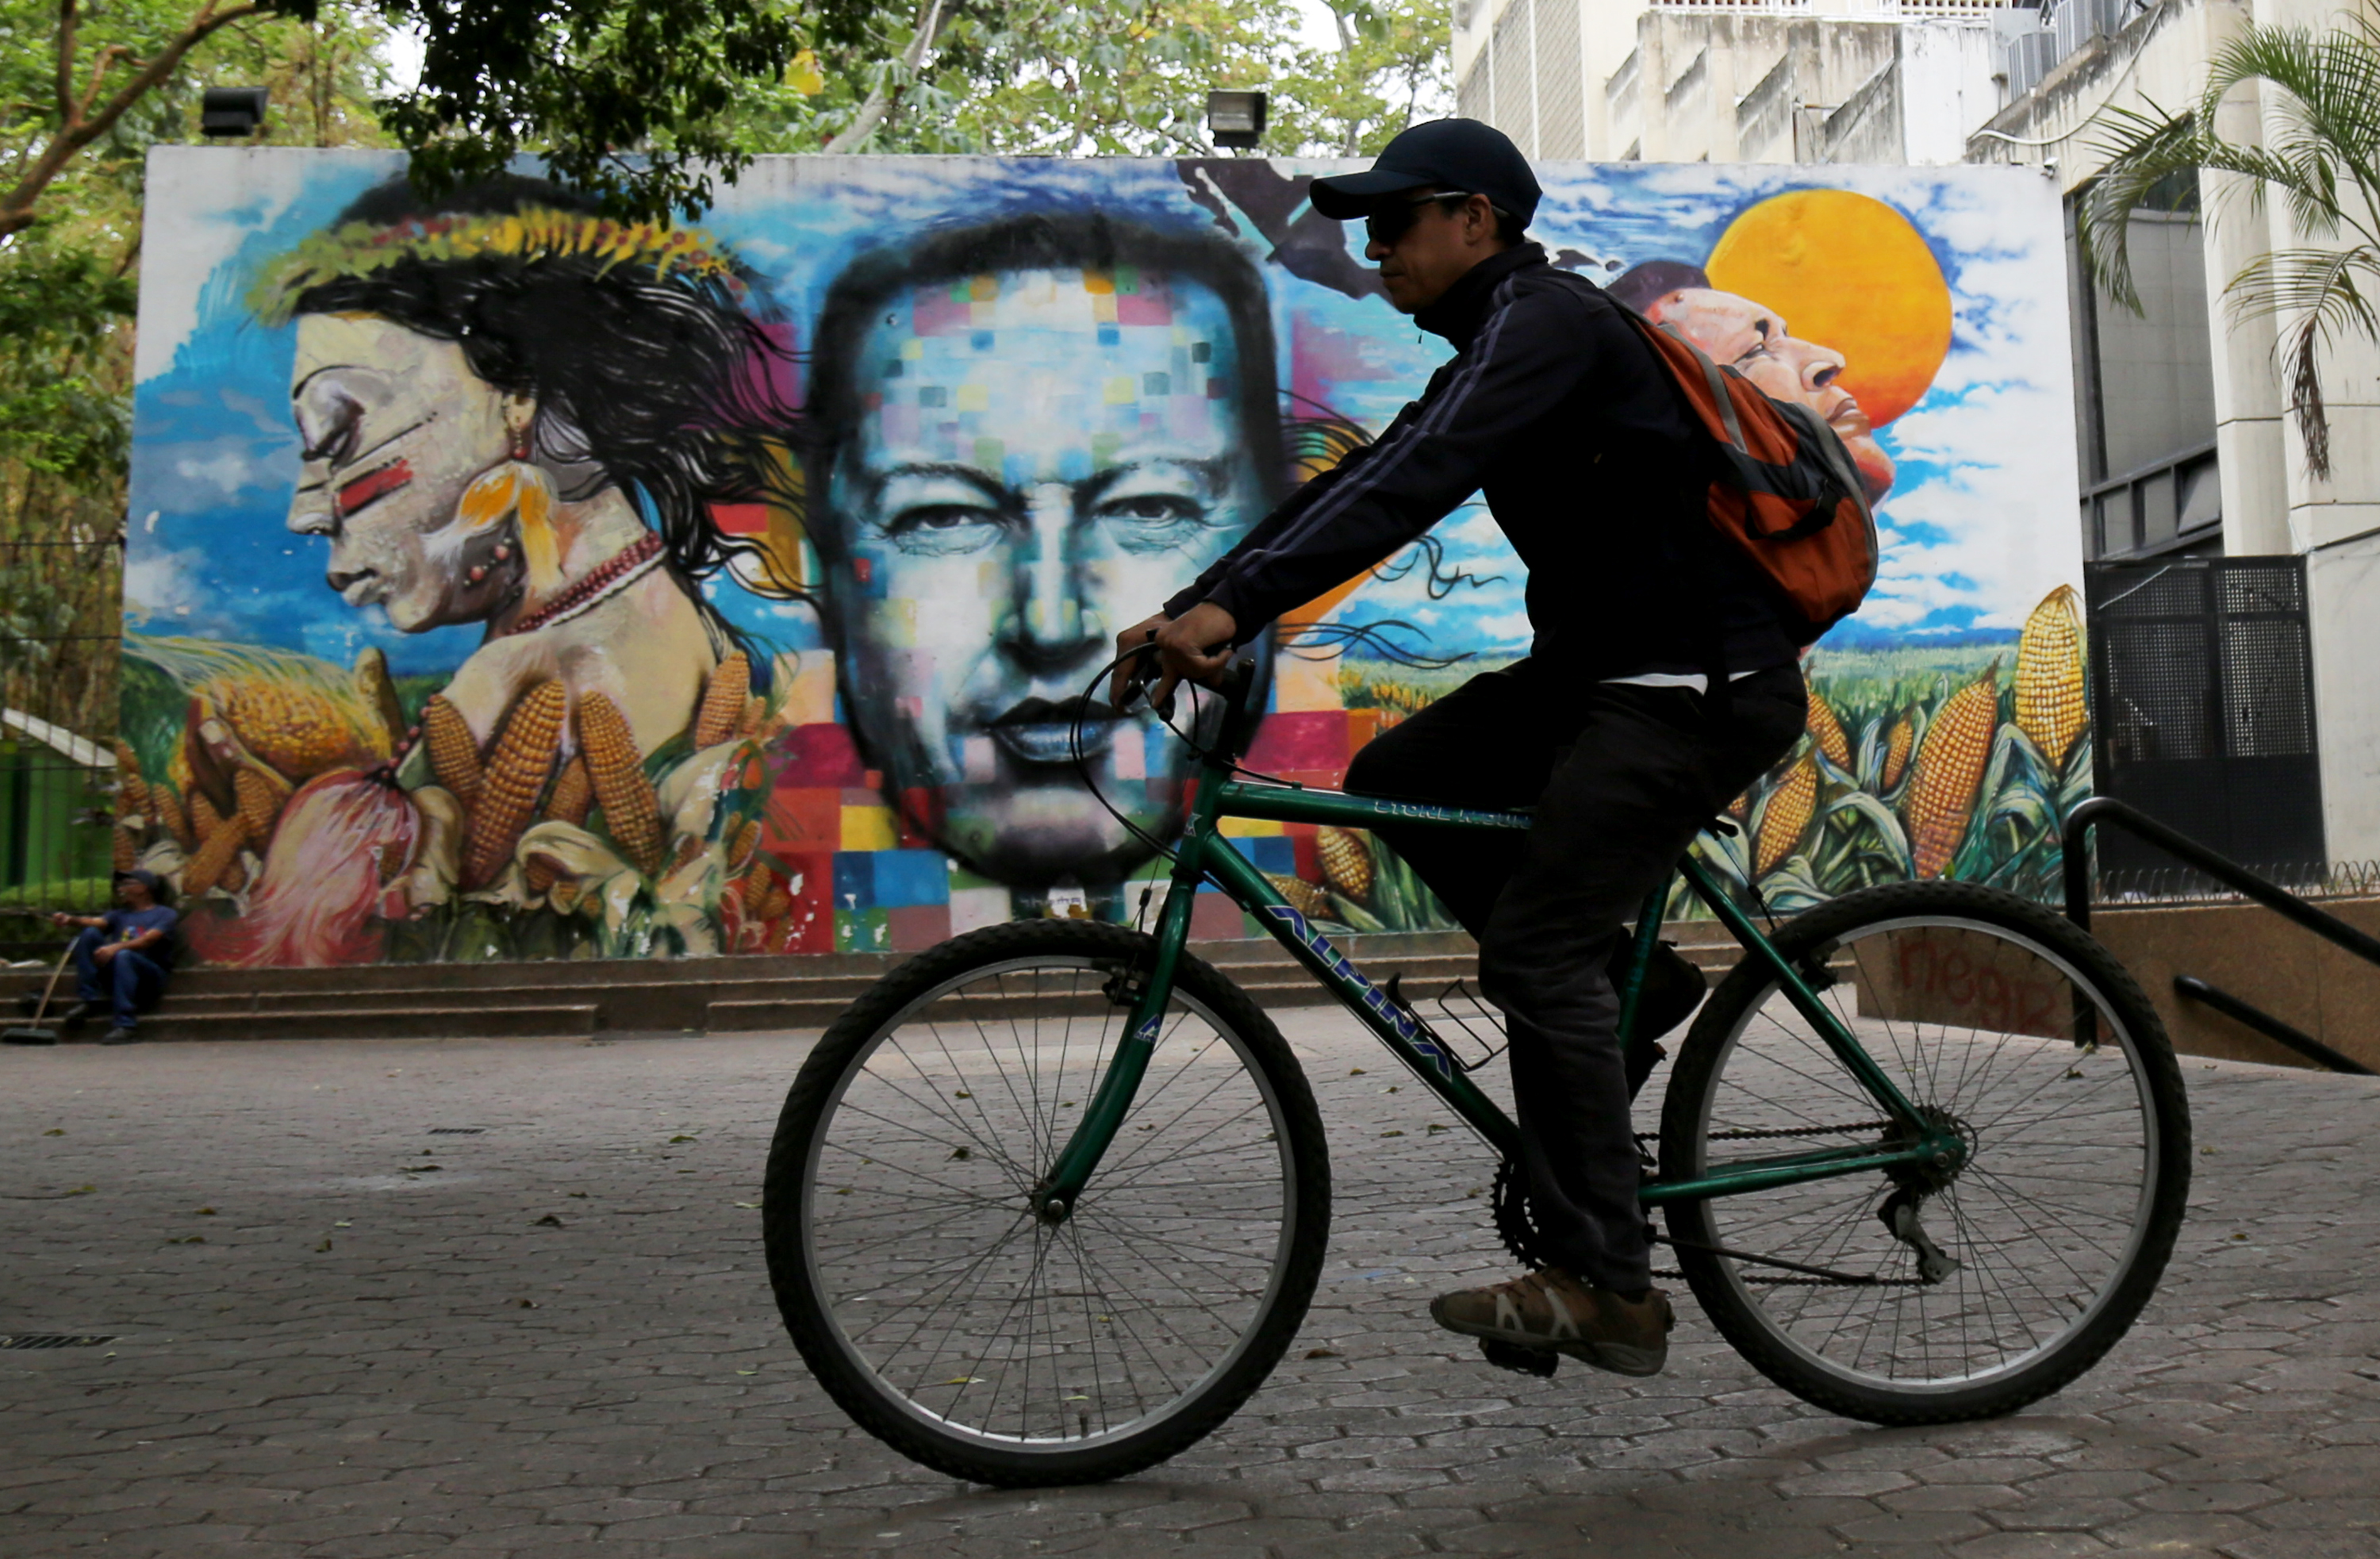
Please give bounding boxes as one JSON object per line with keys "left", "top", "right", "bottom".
{"left": 2, "top": 1, "right": 264, "bottom": 240}
{"left": 55, "top": 0, "right": 80, "bottom": 129}
{"left": 77, "top": 44, "right": 133, "bottom": 124}
{"left": 823, "top": 0, "right": 947, "bottom": 153}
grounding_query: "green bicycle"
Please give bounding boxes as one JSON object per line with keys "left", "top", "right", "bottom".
{"left": 762, "top": 662, "right": 2190, "bottom": 1487}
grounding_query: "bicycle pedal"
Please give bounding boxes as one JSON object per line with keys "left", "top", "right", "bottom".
{"left": 1478, "top": 1338, "right": 1559, "bottom": 1378}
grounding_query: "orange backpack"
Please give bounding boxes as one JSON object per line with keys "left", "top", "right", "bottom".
{"left": 1620, "top": 309, "right": 1879, "bottom": 643}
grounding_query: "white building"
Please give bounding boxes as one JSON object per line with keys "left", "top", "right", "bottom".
{"left": 1453, "top": 0, "right": 2010, "bottom": 167}
{"left": 1971, "top": 0, "right": 2380, "bottom": 862}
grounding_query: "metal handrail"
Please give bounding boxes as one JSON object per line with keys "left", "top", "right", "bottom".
{"left": 2062, "top": 796, "right": 2380, "bottom": 1073}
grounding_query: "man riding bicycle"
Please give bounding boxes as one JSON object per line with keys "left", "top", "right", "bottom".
{"left": 1115, "top": 119, "right": 1808, "bottom": 1378}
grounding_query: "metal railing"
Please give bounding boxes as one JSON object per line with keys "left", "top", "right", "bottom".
{"left": 2062, "top": 795, "right": 2378, "bottom": 1074}
{"left": 0, "top": 532, "right": 121, "bottom": 962}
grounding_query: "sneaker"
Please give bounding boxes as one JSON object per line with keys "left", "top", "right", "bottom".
{"left": 99, "top": 1026, "right": 140, "bottom": 1046}
{"left": 1430, "top": 1268, "right": 1674, "bottom": 1377}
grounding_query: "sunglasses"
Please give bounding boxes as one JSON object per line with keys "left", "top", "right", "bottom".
{"left": 1364, "top": 190, "right": 1479, "bottom": 246}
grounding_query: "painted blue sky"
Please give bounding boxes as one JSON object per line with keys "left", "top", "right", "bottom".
{"left": 129, "top": 149, "right": 2079, "bottom": 676}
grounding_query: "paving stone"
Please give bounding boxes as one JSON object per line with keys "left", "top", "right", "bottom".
{"left": 2, "top": 1022, "right": 2377, "bottom": 1557}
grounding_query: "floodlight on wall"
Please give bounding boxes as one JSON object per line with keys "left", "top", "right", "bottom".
{"left": 201, "top": 87, "right": 268, "bottom": 138}
{"left": 1207, "top": 90, "right": 1268, "bottom": 152}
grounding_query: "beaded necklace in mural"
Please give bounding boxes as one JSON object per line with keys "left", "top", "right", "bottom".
{"left": 498, "top": 533, "right": 667, "bottom": 638}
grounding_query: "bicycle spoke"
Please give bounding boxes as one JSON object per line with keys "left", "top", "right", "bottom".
{"left": 786, "top": 943, "right": 1309, "bottom": 1462}
{"left": 1681, "top": 902, "right": 2172, "bottom": 1401}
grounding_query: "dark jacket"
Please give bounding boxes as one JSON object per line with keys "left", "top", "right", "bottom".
{"left": 1165, "top": 243, "right": 1800, "bottom": 681}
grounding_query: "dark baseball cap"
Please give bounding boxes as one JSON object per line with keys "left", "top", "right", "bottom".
{"left": 112, "top": 867, "right": 162, "bottom": 897}
{"left": 1307, "top": 118, "right": 1541, "bottom": 228}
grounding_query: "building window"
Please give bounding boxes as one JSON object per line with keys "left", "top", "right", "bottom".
{"left": 2067, "top": 171, "right": 2221, "bottom": 560}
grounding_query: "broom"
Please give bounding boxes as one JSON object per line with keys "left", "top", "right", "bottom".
{"left": 3, "top": 910, "right": 77, "bottom": 1046}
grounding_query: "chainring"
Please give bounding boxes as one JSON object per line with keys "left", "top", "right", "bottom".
{"left": 1489, "top": 1158, "right": 1554, "bottom": 1270}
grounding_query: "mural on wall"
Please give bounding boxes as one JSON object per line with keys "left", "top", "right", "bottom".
{"left": 121, "top": 149, "right": 2082, "bottom": 965}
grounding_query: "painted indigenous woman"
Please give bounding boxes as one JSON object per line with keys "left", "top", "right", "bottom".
{"left": 168, "top": 177, "right": 801, "bottom": 964}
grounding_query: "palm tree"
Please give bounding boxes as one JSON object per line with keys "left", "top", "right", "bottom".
{"left": 2078, "top": 11, "right": 2380, "bottom": 479}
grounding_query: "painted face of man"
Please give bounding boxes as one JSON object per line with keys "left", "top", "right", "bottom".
{"left": 285, "top": 313, "right": 526, "bottom": 632}
{"left": 1646, "top": 287, "right": 1897, "bottom": 505}
{"left": 823, "top": 267, "right": 1268, "bottom": 886}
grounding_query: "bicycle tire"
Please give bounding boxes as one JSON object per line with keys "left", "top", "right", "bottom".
{"left": 763, "top": 919, "right": 1331, "bottom": 1485}
{"left": 1659, "top": 880, "right": 2190, "bottom": 1425}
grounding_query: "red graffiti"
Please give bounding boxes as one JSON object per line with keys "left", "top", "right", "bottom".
{"left": 1892, "top": 932, "right": 2065, "bottom": 1039}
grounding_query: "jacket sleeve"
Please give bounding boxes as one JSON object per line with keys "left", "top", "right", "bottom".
{"left": 1177, "top": 282, "right": 1602, "bottom": 642}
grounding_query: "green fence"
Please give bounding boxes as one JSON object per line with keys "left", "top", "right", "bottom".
{"left": 2, "top": 532, "right": 121, "bottom": 962}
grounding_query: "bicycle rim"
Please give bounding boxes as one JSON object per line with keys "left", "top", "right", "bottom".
{"left": 797, "top": 953, "right": 1306, "bottom": 1457}
{"left": 1674, "top": 910, "right": 2170, "bottom": 1399}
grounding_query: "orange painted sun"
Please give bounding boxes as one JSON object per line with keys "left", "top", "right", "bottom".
{"left": 1705, "top": 189, "right": 1952, "bottom": 428}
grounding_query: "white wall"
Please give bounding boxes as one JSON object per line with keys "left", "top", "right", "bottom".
{"left": 1970, "top": 0, "right": 2380, "bottom": 861}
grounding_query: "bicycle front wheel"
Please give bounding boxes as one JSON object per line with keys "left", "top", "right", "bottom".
{"left": 1660, "top": 881, "right": 2190, "bottom": 1424}
{"left": 762, "top": 919, "right": 1330, "bottom": 1486}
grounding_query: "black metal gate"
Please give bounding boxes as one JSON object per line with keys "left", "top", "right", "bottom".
{"left": 2084, "top": 556, "right": 2324, "bottom": 887}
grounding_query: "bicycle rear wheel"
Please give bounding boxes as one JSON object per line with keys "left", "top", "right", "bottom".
{"left": 1660, "top": 881, "right": 2189, "bottom": 1424}
{"left": 763, "top": 919, "right": 1330, "bottom": 1486}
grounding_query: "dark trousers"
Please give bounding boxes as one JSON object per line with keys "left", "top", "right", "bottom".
{"left": 1344, "top": 659, "right": 1806, "bottom": 1290}
{"left": 71, "top": 928, "right": 167, "bottom": 1030}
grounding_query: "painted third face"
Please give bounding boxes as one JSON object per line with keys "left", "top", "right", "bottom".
{"left": 285, "top": 313, "right": 520, "bottom": 632}
{"left": 824, "top": 266, "right": 1268, "bottom": 885}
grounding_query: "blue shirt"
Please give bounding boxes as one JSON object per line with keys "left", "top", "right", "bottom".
{"left": 101, "top": 906, "right": 178, "bottom": 968}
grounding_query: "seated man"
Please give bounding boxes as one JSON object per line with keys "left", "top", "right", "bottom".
{"left": 44, "top": 870, "right": 178, "bottom": 1044}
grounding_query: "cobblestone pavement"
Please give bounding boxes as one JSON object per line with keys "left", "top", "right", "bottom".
{"left": 5, "top": 1008, "right": 2378, "bottom": 1559}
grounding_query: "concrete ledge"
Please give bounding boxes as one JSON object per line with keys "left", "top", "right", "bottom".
{"left": 2092, "top": 897, "right": 2380, "bottom": 1072}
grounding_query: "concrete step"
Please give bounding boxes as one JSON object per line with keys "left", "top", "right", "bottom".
{"left": 1, "top": 922, "right": 1791, "bottom": 1043}
{"left": 132, "top": 1004, "right": 600, "bottom": 1043}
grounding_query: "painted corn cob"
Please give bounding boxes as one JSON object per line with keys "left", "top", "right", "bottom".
{"left": 113, "top": 824, "right": 138, "bottom": 873}
{"left": 1905, "top": 664, "right": 2001, "bottom": 878}
{"left": 545, "top": 758, "right": 593, "bottom": 826}
{"left": 1756, "top": 756, "right": 1818, "bottom": 877}
{"left": 183, "top": 812, "right": 251, "bottom": 897}
{"left": 2014, "top": 584, "right": 2088, "bottom": 769}
{"left": 694, "top": 651, "right": 751, "bottom": 748}
{"left": 1316, "top": 826, "right": 1374, "bottom": 904}
{"left": 233, "top": 762, "right": 294, "bottom": 847}
{"left": 117, "top": 771, "right": 152, "bottom": 828}
{"left": 421, "top": 695, "right": 482, "bottom": 808}
{"left": 757, "top": 880, "right": 794, "bottom": 923}
{"left": 155, "top": 787, "right": 194, "bottom": 853}
{"left": 727, "top": 818, "right": 762, "bottom": 872}
{"left": 463, "top": 680, "right": 568, "bottom": 890}
{"left": 524, "top": 757, "right": 595, "bottom": 897}
{"left": 190, "top": 788, "right": 224, "bottom": 848}
{"left": 1806, "top": 693, "right": 1851, "bottom": 770}
{"left": 1268, "top": 874, "right": 1331, "bottom": 921}
{"left": 204, "top": 674, "right": 378, "bottom": 778}
{"left": 354, "top": 647, "right": 409, "bottom": 753}
{"left": 1882, "top": 712, "right": 1916, "bottom": 790}
{"left": 577, "top": 691, "right": 664, "bottom": 877}
{"left": 113, "top": 742, "right": 147, "bottom": 822}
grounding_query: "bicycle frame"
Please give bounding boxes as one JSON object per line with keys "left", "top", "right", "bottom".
{"left": 1031, "top": 741, "right": 1965, "bottom": 1221}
